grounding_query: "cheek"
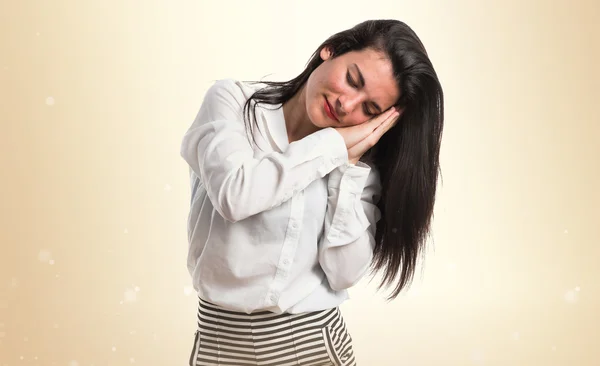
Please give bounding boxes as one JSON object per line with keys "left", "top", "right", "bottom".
{"left": 329, "top": 74, "right": 346, "bottom": 94}
{"left": 317, "top": 65, "right": 344, "bottom": 93}
{"left": 344, "top": 112, "right": 370, "bottom": 126}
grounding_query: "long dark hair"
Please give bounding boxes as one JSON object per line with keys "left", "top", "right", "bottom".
{"left": 242, "top": 19, "right": 444, "bottom": 299}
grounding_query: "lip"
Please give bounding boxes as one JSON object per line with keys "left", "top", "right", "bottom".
{"left": 324, "top": 97, "right": 339, "bottom": 122}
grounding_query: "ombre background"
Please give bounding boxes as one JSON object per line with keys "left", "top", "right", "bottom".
{"left": 1, "top": 0, "right": 599, "bottom": 365}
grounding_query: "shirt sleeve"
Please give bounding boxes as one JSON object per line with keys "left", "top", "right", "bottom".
{"left": 180, "top": 79, "right": 349, "bottom": 223}
{"left": 318, "top": 161, "right": 382, "bottom": 291}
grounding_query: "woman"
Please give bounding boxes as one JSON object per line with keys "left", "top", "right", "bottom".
{"left": 180, "top": 19, "right": 443, "bottom": 366}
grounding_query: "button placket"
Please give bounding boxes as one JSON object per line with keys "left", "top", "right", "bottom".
{"left": 264, "top": 192, "right": 304, "bottom": 308}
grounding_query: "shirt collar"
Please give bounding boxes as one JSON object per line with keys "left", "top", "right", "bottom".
{"left": 259, "top": 104, "right": 289, "bottom": 152}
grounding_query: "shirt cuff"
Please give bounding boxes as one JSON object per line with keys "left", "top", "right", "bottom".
{"left": 324, "top": 162, "right": 374, "bottom": 247}
{"left": 327, "top": 161, "right": 372, "bottom": 192}
{"left": 313, "top": 128, "right": 349, "bottom": 175}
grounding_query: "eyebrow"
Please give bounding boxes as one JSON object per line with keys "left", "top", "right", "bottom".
{"left": 353, "top": 63, "right": 382, "bottom": 113}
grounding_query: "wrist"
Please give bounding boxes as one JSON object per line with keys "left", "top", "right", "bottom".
{"left": 348, "top": 156, "right": 360, "bottom": 165}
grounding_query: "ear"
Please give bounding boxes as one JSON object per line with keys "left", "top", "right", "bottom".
{"left": 320, "top": 46, "right": 333, "bottom": 61}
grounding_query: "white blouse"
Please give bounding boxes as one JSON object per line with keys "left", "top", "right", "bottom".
{"left": 180, "top": 79, "right": 382, "bottom": 314}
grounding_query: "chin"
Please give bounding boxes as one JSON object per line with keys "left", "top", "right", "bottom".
{"left": 306, "top": 106, "right": 326, "bottom": 129}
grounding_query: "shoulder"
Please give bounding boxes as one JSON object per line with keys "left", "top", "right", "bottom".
{"left": 204, "top": 79, "right": 262, "bottom": 106}
{"left": 194, "top": 79, "right": 266, "bottom": 126}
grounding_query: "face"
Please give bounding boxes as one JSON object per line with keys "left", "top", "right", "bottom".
{"left": 303, "top": 46, "right": 400, "bottom": 128}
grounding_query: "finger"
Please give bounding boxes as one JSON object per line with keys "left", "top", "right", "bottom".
{"left": 377, "top": 111, "right": 401, "bottom": 136}
{"left": 342, "top": 108, "right": 400, "bottom": 149}
{"left": 360, "top": 107, "right": 396, "bottom": 131}
{"left": 378, "top": 110, "right": 401, "bottom": 133}
{"left": 385, "top": 111, "right": 402, "bottom": 131}
{"left": 348, "top": 112, "right": 400, "bottom": 155}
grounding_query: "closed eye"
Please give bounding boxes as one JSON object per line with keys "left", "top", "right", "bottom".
{"left": 346, "top": 70, "right": 376, "bottom": 116}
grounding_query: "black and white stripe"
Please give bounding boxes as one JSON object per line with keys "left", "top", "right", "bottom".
{"left": 189, "top": 297, "right": 357, "bottom": 366}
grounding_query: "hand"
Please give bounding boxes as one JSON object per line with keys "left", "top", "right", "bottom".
{"left": 333, "top": 107, "right": 402, "bottom": 164}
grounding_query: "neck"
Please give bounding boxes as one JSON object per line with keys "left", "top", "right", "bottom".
{"left": 282, "top": 85, "right": 319, "bottom": 143}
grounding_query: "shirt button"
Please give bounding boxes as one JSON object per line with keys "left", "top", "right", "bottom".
{"left": 270, "top": 294, "right": 278, "bottom": 302}
{"left": 283, "top": 259, "right": 290, "bottom": 265}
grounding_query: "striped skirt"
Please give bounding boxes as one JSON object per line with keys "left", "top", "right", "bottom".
{"left": 189, "top": 297, "right": 357, "bottom": 366}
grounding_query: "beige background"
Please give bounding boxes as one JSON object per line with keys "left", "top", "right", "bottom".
{"left": 1, "top": 0, "right": 599, "bottom": 365}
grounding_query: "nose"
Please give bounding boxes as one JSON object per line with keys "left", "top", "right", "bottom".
{"left": 336, "top": 92, "right": 363, "bottom": 116}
